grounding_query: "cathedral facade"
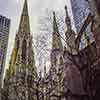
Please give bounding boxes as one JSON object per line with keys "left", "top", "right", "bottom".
{"left": 0, "top": 0, "right": 100, "bottom": 100}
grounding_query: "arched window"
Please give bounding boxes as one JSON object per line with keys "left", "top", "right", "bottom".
{"left": 22, "top": 39, "right": 27, "bottom": 61}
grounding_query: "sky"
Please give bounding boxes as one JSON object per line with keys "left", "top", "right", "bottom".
{"left": 0, "top": 0, "right": 73, "bottom": 74}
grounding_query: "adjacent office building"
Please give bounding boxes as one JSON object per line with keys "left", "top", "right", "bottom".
{"left": 0, "top": 15, "right": 10, "bottom": 86}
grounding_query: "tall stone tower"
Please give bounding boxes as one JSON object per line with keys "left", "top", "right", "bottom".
{"left": 4, "top": 0, "right": 37, "bottom": 100}
{"left": 47, "top": 12, "right": 64, "bottom": 100}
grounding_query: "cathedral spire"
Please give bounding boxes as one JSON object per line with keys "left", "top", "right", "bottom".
{"left": 64, "top": 5, "right": 77, "bottom": 54}
{"left": 53, "top": 12, "right": 59, "bottom": 33}
{"left": 52, "top": 12, "right": 63, "bottom": 50}
{"left": 65, "top": 5, "right": 72, "bottom": 32}
{"left": 18, "top": 0, "right": 30, "bottom": 33}
{"left": 50, "top": 12, "right": 63, "bottom": 67}
{"left": 4, "top": 0, "right": 37, "bottom": 99}
{"left": 5, "top": 0, "right": 37, "bottom": 81}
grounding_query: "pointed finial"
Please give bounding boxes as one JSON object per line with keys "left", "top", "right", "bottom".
{"left": 65, "top": 5, "right": 69, "bottom": 17}
{"left": 65, "top": 5, "right": 67, "bottom": 10}
{"left": 65, "top": 5, "right": 72, "bottom": 30}
{"left": 65, "top": 5, "right": 68, "bottom": 18}
{"left": 53, "top": 11, "right": 55, "bottom": 16}
{"left": 53, "top": 11, "right": 59, "bottom": 33}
